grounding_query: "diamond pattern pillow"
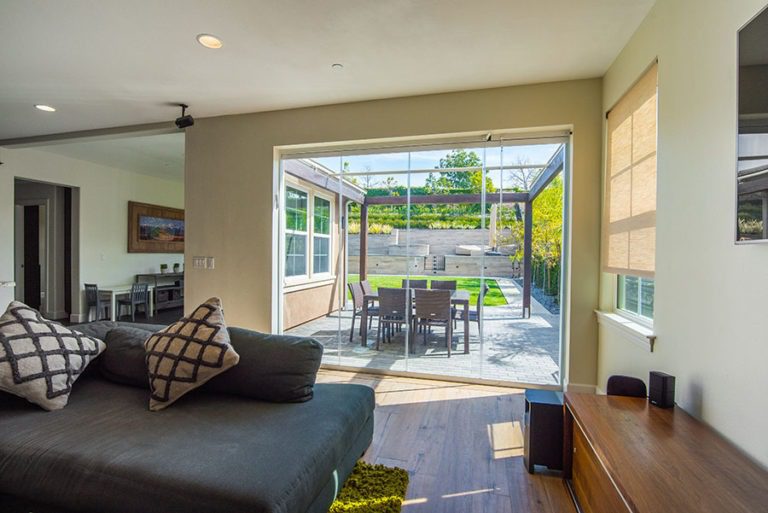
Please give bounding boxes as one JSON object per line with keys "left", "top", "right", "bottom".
{"left": 0, "top": 301, "right": 105, "bottom": 410}
{"left": 144, "top": 297, "right": 239, "bottom": 411}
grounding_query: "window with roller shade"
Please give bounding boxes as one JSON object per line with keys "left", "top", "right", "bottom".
{"left": 603, "top": 63, "right": 657, "bottom": 319}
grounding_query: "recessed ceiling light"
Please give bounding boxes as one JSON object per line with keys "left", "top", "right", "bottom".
{"left": 34, "top": 104, "right": 56, "bottom": 112}
{"left": 196, "top": 33, "right": 223, "bottom": 49}
{"left": 331, "top": 63, "right": 344, "bottom": 70}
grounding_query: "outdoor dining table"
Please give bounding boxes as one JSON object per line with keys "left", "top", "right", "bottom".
{"left": 361, "top": 289, "right": 471, "bottom": 354}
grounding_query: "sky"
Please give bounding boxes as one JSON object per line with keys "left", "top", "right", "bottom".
{"left": 309, "top": 143, "right": 562, "bottom": 189}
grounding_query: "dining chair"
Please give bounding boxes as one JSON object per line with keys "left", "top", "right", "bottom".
{"left": 348, "top": 282, "right": 378, "bottom": 343}
{"left": 376, "top": 287, "right": 410, "bottom": 350}
{"left": 607, "top": 375, "right": 647, "bottom": 398}
{"left": 117, "top": 283, "right": 150, "bottom": 322}
{"left": 401, "top": 278, "right": 427, "bottom": 289}
{"left": 430, "top": 280, "right": 457, "bottom": 290}
{"left": 84, "top": 283, "right": 110, "bottom": 322}
{"left": 413, "top": 288, "right": 452, "bottom": 357}
{"left": 460, "top": 283, "right": 489, "bottom": 331}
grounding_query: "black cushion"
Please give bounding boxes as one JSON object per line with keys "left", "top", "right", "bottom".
{"left": 206, "top": 327, "right": 323, "bottom": 403}
{"left": 101, "top": 327, "right": 151, "bottom": 389}
{"left": 87, "top": 324, "right": 323, "bottom": 403}
{"left": 0, "top": 377, "right": 374, "bottom": 513}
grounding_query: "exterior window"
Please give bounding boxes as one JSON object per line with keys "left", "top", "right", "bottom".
{"left": 617, "top": 275, "right": 654, "bottom": 320}
{"left": 285, "top": 187, "right": 308, "bottom": 277}
{"left": 313, "top": 196, "right": 331, "bottom": 274}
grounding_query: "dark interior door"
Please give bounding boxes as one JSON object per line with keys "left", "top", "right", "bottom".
{"left": 23, "top": 205, "right": 41, "bottom": 310}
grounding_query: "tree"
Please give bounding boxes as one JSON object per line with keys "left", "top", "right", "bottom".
{"left": 505, "top": 157, "right": 540, "bottom": 192}
{"left": 434, "top": 149, "right": 495, "bottom": 193}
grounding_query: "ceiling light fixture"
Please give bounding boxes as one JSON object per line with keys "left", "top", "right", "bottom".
{"left": 34, "top": 104, "right": 56, "bottom": 112}
{"left": 196, "top": 33, "right": 223, "bottom": 49}
{"left": 331, "top": 63, "right": 344, "bottom": 70}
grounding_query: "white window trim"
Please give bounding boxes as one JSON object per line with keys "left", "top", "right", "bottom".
{"left": 284, "top": 178, "right": 336, "bottom": 286}
{"left": 616, "top": 274, "right": 654, "bottom": 328}
{"left": 596, "top": 310, "right": 656, "bottom": 352}
{"left": 285, "top": 184, "right": 310, "bottom": 283}
{"left": 311, "top": 191, "right": 333, "bottom": 277}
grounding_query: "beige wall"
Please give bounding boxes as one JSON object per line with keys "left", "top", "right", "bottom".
{"left": 185, "top": 78, "right": 603, "bottom": 388}
{"left": 0, "top": 148, "right": 184, "bottom": 320}
{"left": 599, "top": 0, "right": 768, "bottom": 466}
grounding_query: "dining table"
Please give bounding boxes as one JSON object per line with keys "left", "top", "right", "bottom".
{"left": 361, "top": 289, "right": 470, "bottom": 354}
{"left": 99, "top": 284, "right": 155, "bottom": 322}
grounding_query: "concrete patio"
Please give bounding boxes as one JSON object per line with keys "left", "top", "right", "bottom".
{"left": 286, "top": 278, "right": 560, "bottom": 385}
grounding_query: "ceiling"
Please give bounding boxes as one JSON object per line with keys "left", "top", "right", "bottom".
{"left": 740, "top": 5, "right": 768, "bottom": 66}
{"left": 0, "top": 0, "right": 655, "bottom": 140}
{"left": 39, "top": 133, "right": 185, "bottom": 181}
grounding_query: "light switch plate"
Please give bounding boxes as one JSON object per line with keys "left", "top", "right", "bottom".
{"left": 192, "top": 256, "right": 207, "bottom": 269}
{"left": 206, "top": 257, "right": 215, "bottom": 270}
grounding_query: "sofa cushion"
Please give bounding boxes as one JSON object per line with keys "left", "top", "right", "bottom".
{"left": 0, "top": 301, "right": 105, "bottom": 410}
{"left": 101, "top": 327, "right": 151, "bottom": 389}
{"left": 207, "top": 327, "right": 323, "bottom": 402}
{"left": 144, "top": 297, "right": 239, "bottom": 411}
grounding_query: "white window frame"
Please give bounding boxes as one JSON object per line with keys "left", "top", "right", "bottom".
{"left": 284, "top": 177, "right": 335, "bottom": 287}
{"left": 311, "top": 191, "right": 333, "bottom": 277}
{"left": 616, "top": 274, "right": 654, "bottom": 328}
{"left": 284, "top": 184, "right": 310, "bottom": 283}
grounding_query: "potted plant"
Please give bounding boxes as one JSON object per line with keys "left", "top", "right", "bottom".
{"left": 160, "top": 264, "right": 168, "bottom": 274}
{"left": 173, "top": 263, "right": 180, "bottom": 273}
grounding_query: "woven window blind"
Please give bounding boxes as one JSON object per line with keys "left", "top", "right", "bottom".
{"left": 603, "top": 63, "right": 657, "bottom": 278}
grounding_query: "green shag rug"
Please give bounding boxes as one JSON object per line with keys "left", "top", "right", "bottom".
{"left": 330, "top": 461, "right": 410, "bottom": 513}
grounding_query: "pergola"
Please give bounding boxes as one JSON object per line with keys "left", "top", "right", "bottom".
{"left": 284, "top": 146, "right": 565, "bottom": 318}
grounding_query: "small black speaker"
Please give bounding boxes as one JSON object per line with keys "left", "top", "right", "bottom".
{"left": 649, "top": 371, "right": 675, "bottom": 408}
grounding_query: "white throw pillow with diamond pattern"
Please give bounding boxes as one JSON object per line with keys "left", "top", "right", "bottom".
{"left": 144, "top": 297, "right": 239, "bottom": 411}
{"left": 0, "top": 301, "right": 105, "bottom": 410}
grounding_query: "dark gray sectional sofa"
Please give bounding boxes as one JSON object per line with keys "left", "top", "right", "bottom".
{"left": 0, "top": 322, "right": 375, "bottom": 513}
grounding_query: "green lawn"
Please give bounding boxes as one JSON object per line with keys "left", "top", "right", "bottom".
{"left": 348, "top": 274, "right": 507, "bottom": 307}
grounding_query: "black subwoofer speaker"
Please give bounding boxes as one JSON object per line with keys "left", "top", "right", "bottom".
{"left": 649, "top": 371, "right": 675, "bottom": 408}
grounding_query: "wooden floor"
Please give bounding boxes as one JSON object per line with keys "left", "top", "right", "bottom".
{"left": 317, "top": 369, "right": 576, "bottom": 513}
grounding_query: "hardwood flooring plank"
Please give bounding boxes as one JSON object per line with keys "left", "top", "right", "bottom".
{"left": 316, "top": 370, "right": 575, "bottom": 513}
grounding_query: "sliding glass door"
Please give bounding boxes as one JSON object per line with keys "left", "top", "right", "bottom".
{"left": 279, "top": 133, "right": 567, "bottom": 386}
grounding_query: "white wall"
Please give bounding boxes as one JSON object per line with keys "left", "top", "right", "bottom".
{"left": 0, "top": 148, "right": 184, "bottom": 319}
{"left": 599, "top": 0, "right": 768, "bottom": 466}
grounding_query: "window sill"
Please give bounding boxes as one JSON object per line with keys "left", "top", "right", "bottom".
{"left": 284, "top": 276, "right": 337, "bottom": 293}
{"left": 595, "top": 310, "right": 656, "bottom": 352}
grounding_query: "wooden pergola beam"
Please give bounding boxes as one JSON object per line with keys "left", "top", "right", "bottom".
{"left": 529, "top": 146, "right": 565, "bottom": 200}
{"left": 522, "top": 201, "right": 533, "bottom": 319}
{"left": 359, "top": 204, "right": 368, "bottom": 280}
{"left": 364, "top": 192, "right": 529, "bottom": 205}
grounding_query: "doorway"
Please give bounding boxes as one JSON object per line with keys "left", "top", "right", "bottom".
{"left": 14, "top": 179, "right": 76, "bottom": 321}
{"left": 277, "top": 130, "right": 569, "bottom": 387}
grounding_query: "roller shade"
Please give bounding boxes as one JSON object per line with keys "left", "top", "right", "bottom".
{"left": 603, "top": 63, "right": 657, "bottom": 278}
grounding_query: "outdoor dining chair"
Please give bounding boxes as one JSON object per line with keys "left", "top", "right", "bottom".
{"left": 413, "top": 288, "right": 453, "bottom": 357}
{"left": 401, "top": 278, "right": 427, "bottom": 289}
{"left": 430, "top": 280, "right": 457, "bottom": 290}
{"left": 117, "top": 283, "right": 150, "bottom": 322}
{"left": 458, "top": 283, "right": 490, "bottom": 332}
{"left": 348, "top": 282, "right": 378, "bottom": 342}
{"left": 377, "top": 287, "right": 410, "bottom": 350}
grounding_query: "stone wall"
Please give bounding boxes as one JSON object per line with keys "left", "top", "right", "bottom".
{"left": 348, "top": 228, "right": 516, "bottom": 257}
{"left": 348, "top": 255, "right": 521, "bottom": 278}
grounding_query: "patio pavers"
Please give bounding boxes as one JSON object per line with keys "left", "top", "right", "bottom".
{"left": 286, "top": 278, "right": 560, "bottom": 385}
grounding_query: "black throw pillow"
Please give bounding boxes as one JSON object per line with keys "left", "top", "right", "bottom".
{"left": 101, "top": 327, "right": 151, "bottom": 389}
{"left": 206, "top": 328, "right": 323, "bottom": 403}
